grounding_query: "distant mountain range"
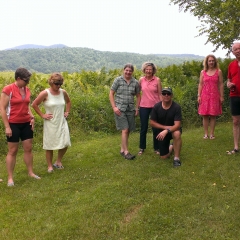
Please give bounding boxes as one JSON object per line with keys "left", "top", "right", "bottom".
{"left": 5, "top": 44, "right": 68, "bottom": 50}
{"left": 0, "top": 44, "right": 204, "bottom": 73}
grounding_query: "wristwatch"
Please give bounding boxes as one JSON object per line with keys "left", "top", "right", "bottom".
{"left": 167, "top": 129, "right": 171, "bottom": 133}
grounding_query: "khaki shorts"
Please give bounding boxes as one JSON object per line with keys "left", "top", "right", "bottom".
{"left": 114, "top": 110, "right": 136, "bottom": 131}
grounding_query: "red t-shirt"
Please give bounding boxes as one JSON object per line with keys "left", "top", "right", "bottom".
{"left": 228, "top": 60, "right": 240, "bottom": 97}
{"left": 2, "top": 83, "right": 31, "bottom": 123}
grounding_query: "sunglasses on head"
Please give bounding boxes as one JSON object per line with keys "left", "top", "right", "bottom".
{"left": 53, "top": 82, "right": 62, "bottom": 86}
{"left": 162, "top": 92, "right": 171, "bottom": 96}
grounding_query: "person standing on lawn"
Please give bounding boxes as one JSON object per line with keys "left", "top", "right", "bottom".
{"left": 109, "top": 63, "right": 141, "bottom": 160}
{"left": 138, "top": 62, "right": 162, "bottom": 156}
{"left": 150, "top": 87, "right": 182, "bottom": 167}
{"left": 32, "top": 72, "right": 71, "bottom": 172}
{"left": 226, "top": 41, "right": 240, "bottom": 154}
{"left": 197, "top": 54, "right": 224, "bottom": 140}
{"left": 0, "top": 68, "right": 41, "bottom": 186}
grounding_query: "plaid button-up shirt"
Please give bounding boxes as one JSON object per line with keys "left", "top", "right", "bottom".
{"left": 111, "top": 75, "right": 140, "bottom": 111}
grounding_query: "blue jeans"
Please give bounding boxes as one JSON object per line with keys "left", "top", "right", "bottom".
{"left": 139, "top": 107, "right": 159, "bottom": 150}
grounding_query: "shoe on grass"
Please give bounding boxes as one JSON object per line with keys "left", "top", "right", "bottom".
{"left": 124, "top": 152, "right": 135, "bottom": 160}
{"left": 173, "top": 159, "right": 181, "bottom": 167}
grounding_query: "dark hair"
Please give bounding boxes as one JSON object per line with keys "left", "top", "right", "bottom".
{"left": 123, "top": 63, "right": 134, "bottom": 72}
{"left": 15, "top": 68, "right": 31, "bottom": 80}
{"left": 142, "top": 62, "right": 157, "bottom": 75}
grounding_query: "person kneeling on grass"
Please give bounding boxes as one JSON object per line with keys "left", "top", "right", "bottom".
{"left": 150, "top": 87, "right": 182, "bottom": 167}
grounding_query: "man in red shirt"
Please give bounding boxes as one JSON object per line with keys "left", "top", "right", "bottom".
{"left": 226, "top": 42, "right": 240, "bottom": 154}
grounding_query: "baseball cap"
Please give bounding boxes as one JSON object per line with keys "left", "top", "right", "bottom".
{"left": 162, "top": 87, "right": 173, "bottom": 94}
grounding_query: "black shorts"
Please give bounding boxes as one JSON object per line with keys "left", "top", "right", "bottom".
{"left": 230, "top": 97, "right": 240, "bottom": 116}
{"left": 7, "top": 122, "right": 33, "bottom": 143}
{"left": 158, "top": 133, "right": 173, "bottom": 156}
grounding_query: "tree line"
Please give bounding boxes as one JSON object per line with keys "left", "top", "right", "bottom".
{"left": 0, "top": 47, "right": 204, "bottom": 73}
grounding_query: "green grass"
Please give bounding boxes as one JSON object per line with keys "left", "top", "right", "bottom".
{"left": 1, "top": 122, "right": 240, "bottom": 240}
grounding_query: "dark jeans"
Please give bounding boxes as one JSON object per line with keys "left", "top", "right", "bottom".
{"left": 139, "top": 107, "right": 159, "bottom": 150}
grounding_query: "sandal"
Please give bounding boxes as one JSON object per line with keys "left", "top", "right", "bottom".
{"left": 203, "top": 135, "right": 208, "bottom": 139}
{"left": 53, "top": 164, "right": 64, "bottom": 169}
{"left": 226, "top": 149, "right": 239, "bottom": 155}
{"left": 154, "top": 150, "right": 160, "bottom": 155}
{"left": 210, "top": 135, "right": 215, "bottom": 140}
{"left": 138, "top": 149, "right": 144, "bottom": 155}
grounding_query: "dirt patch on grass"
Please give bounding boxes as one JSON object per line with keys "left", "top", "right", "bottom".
{"left": 121, "top": 205, "right": 142, "bottom": 224}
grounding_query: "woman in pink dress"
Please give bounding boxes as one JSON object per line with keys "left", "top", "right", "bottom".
{"left": 198, "top": 55, "right": 224, "bottom": 139}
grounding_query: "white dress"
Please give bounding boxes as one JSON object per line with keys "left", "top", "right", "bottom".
{"left": 43, "top": 89, "right": 71, "bottom": 150}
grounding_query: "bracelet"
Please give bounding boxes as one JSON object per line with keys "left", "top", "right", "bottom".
{"left": 31, "top": 117, "right": 35, "bottom": 120}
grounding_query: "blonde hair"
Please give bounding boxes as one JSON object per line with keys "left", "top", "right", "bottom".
{"left": 203, "top": 55, "right": 219, "bottom": 71}
{"left": 141, "top": 62, "right": 157, "bottom": 75}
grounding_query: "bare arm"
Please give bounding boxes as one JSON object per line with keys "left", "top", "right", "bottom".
{"left": 150, "top": 119, "right": 181, "bottom": 140}
{"left": 0, "top": 93, "right": 11, "bottom": 136}
{"left": 197, "top": 71, "right": 204, "bottom": 104}
{"left": 63, "top": 90, "right": 71, "bottom": 118}
{"left": 135, "top": 93, "right": 141, "bottom": 116}
{"left": 218, "top": 69, "right": 224, "bottom": 103}
{"left": 32, "top": 90, "right": 51, "bottom": 119}
{"left": 109, "top": 89, "right": 121, "bottom": 116}
{"left": 157, "top": 77, "right": 162, "bottom": 101}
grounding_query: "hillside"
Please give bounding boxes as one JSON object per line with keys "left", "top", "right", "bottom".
{"left": 0, "top": 46, "right": 204, "bottom": 73}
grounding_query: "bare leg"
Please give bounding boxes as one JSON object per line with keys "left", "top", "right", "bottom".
{"left": 46, "top": 150, "right": 54, "bottom": 171}
{"left": 209, "top": 116, "right": 216, "bottom": 137}
{"left": 6, "top": 142, "right": 19, "bottom": 184}
{"left": 22, "top": 139, "right": 40, "bottom": 178}
{"left": 121, "top": 129, "right": 130, "bottom": 155}
{"left": 54, "top": 147, "right": 68, "bottom": 166}
{"left": 202, "top": 115, "right": 209, "bottom": 137}
{"left": 232, "top": 116, "right": 240, "bottom": 150}
{"left": 172, "top": 131, "right": 182, "bottom": 159}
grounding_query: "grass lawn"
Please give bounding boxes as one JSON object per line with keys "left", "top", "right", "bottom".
{"left": 0, "top": 122, "right": 240, "bottom": 240}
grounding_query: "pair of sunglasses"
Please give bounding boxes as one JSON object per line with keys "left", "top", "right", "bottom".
{"left": 20, "top": 78, "right": 30, "bottom": 83}
{"left": 162, "top": 92, "right": 171, "bottom": 96}
{"left": 53, "top": 82, "right": 62, "bottom": 86}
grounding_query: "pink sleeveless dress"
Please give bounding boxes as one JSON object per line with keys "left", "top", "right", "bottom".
{"left": 198, "top": 69, "right": 222, "bottom": 116}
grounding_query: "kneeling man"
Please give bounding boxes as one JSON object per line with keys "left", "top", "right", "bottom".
{"left": 150, "top": 87, "right": 182, "bottom": 167}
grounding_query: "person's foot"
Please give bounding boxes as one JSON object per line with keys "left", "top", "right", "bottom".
{"left": 7, "top": 182, "right": 14, "bottom": 187}
{"left": 48, "top": 168, "right": 54, "bottom": 173}
{"left": 210, "top": 135, "right": 215, "bottom": 139}
{"left": 53, "top": 163, "right": 64, "bottom": 169}
{"left": 154, "top": 149, "right": 160, "bottom": 155}
{"left": 203, "top": 135, "right": 208, "bottom": 139}
{"left": 29, "top": 174, "right": 41, "bottom": 179}
{"left": 138, "top": 149, "right": 144, "bottom": 155}
{"left": 173, "top": 159, "right": 181, "bottom": 167}
{"left": 124, "top": 152, "right": 135, "bottom": 160}
{"left": 0, "top": 178, "right": 3, "bottom": 182}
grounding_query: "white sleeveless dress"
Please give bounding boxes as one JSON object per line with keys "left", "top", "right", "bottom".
{"left": 42, "top": 89, "right": 71, "bottom": 150}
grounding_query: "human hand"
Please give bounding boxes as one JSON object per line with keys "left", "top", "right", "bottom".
{"left": 113, "top": 107, "right": 121, "bottom": 116}
{"left": 64, "top": 112, "right": 69, "bottom": 118}
{"left": 43, "top": 113, "right": 53, "bottom": 120}
{"left": 197, "top": 96, "right": 201, "bottom": 104}
{"left": 227, "top": 81, "right": 235, "bottom": 89}
{"left": 156, "top": 130, "right": 167, "bottom": 141}
{"left": 5, "top": 127, "right": 12, "bottom": 138}
{"left": 135, "top": 109, "right": 139, "bottom": 116}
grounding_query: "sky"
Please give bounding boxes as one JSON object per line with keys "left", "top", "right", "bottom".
{"left": 0, "top": 0, "right": 232, "bottom": 58}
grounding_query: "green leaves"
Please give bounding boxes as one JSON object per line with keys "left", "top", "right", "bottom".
{"left": 170, "top": 0, "right": 240, "bottom": 54}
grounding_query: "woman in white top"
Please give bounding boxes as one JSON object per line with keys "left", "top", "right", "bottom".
{"left": 32, "top": 73, "right": 71, "bottom": 173}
